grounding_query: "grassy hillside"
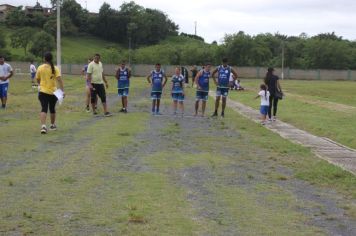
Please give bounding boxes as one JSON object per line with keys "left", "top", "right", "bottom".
{"left": 1, "top": 25, "right": 210, "bottom": 64}
{"left": 0, "top": 25, "right": 123, "bottom": 64}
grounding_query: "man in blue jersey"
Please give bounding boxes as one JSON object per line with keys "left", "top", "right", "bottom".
{"left": 116, "top": 61, "right": 131, "bottom": 113}
{"left": 212, "top": 58, "right": 238, "bottom": 117}
{"left": 171, "top": 67, "right": 185, "bottom": 115}
{"left": 147, "top": 63, "right": 168, "bottom": 115}
{"left": 194, "top": 62, "right": 211, "bottom": 117}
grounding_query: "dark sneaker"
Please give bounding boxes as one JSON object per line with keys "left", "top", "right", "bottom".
{"left": 93, "top": 111, "right": 98, "bottom": 115}
{"left": 155, "top": 112, "right": 162, "bottom": 116}
{"left": 221, "top": 112, "right": 225, "bottom": 118}
{"left": 49, "top": 124, "right": 57, "bottom": 131}
{"left": 85, "top": 107, "right": 90, "bottom": 113}
{"left": 211, "top": 112, "right": 218, "bottom": 117}
{"left": 41, "top": 126, "right": 47, "bottom": 134}
{"left": 119, "top": 108, "right": 125, "bottom": 113}
{"left": 104, "top": 112, "right": 112, "bottom": 117}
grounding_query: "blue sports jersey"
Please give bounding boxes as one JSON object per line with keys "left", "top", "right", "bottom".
{"left": 151, "top": 70, "right": 164, "bottom": 92}
{"left": 117, "top": 67, "right": 130, "bottom": 89}
{"left": 217, "top": 65, "right": 231, "bottom": 88}
{"left": 84, "top": 64, "right": 88, "bottom": 74}
{"left": 197, "top": 70, "right": 210, "bottom": 92}
{"left": 171, "top": 74, "right": 184, "bottom": 93}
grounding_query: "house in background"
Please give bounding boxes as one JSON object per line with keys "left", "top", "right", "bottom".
{"left": 0, "top": 4, "right": 17, "bottom": 21}
{"left": 25, "top": 1, "right": 53, "bottom": 16}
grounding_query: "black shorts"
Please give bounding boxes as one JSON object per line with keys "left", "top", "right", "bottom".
{"left": 38, "top": 92, "right": 58, "bottom": 114}
{"left": 91, "top": 83, "right": 106, "bottom": 104}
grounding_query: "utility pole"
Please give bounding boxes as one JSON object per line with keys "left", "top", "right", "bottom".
{"left": 194, "top": 21, "right": 197, "bottom": 35}
{"left": 281, "top": 41, "right": 285, "bottom": 80}
{"left": 128, "top": 36, "right": 132, "bottom": 65}
{"left": 56, "top": 0, "right": 61, "bottom": 70}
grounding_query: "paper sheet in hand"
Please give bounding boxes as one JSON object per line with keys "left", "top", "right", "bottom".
{"left": 53, "top": 89, "right": 64, "bottom": 105}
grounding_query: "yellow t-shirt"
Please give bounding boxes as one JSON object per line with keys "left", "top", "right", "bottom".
{"left": 36, "top": 64, "right": 61, "bottom": 95}
{"left": 87, "top": 61, "right": 104, "bottom": 84}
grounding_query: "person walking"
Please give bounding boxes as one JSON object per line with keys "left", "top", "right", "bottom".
{"left": 194, "top": 62, "right": 211, "bottom": 117}
{"left": 147, "top": 63, "right": 168, "bottom": 115}
{"left": 264, "top": 67, "right": 282, "bottom": 121}
{"left": 35, "top": 52, "right": 64, "bottom": 134}
{"left": 191, "top": 65, "right": 198, "bottom": 87}
{"left": 82, "top": 57, "right": 94, "bottom": 112}
{"left": 87, "top": 53, "right": 112, "bottom": 117}
{"left": 116, "top": 61, "right": 131, "bottom": 113}
{"left": 0, "top": 55, "right": 14, "bottom": 109}
{"left": 171, "top": 67, "right": 185, "bottom": 116}
{"left": 30, "top": 61, "right": 37, "bottom": 88}
{"left": 212, "top": 58, "right": 238, "bottom": 117}
{"left": 255, "top": 84, "right": 270, "bottom": 125}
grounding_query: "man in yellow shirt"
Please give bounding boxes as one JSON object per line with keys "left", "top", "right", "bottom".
{"left": 36, "top": 52, "right": 64, "bottom": 134}
{"left": 87, "top": 53, "right": 112, "bottom": 117}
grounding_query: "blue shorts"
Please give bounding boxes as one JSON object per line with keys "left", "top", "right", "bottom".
{"left": 196, "top": 91, "right": 209, "bottom": 101}
{"left": 31, "top": 72, "right": 36, "bottom": 79}
{"left": 0, "top": 83, "right": 9, "bottom": 98}
{"left": 151, "top": 91, "right": 162, "bottom": 100}
{"left": 172, "top": 92, "right": 184, "bottom": 102}
{"left": 260, "top": 105, "right": 269, "bottom": 115}
{"left": 216, "top": 87, "right": 229, "bottom": 97}
{"left": 118, "top": 88, "right": 129, "bottom": 97}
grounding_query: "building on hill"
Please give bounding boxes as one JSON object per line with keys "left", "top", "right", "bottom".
{"left": 25, "top": 1, "right": 52, "bottom": 16}
{"left": 0, "top": 4, "right": 17, "bottom": 21}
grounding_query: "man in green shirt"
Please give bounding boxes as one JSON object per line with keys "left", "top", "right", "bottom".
{"left": 87, "top": 53, "right": 112, "bottom": 116}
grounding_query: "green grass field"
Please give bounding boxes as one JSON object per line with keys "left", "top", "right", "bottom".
{"left": 230, "top": 79, "right": 356, "bottom": 149}
{"left": 0, "top": 75, "right": 355, "bottom": 235}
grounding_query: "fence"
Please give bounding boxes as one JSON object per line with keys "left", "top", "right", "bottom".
{"left": 9, "top": 62, "right": 356, "bottom": 81}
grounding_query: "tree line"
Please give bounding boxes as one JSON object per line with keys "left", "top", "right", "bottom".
{"left": 2, "top": 0, "right": 356, "bottom": 69}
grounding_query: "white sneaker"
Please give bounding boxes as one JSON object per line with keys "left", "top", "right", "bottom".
{"left": 272, "top": 117, "right": 277, "bottom": 121}
{"left": 41, "top": 125, "right": 47, "bottom": 134}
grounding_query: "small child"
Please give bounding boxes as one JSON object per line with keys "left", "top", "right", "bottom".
{"left": 30, "top": 61, "right": 37, "bottom": 88}
{"left": 171, "top": 67, "right": 185, "bottom": 116}
{"left": 235, "top": 79, "right": 244, "bottom": 90}
{"left": 255, "top": 84, "right": 270, "bottom": 125}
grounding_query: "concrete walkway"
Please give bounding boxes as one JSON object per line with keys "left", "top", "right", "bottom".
{"left": 212, "top": 93, "right": 356, "bottom": 175}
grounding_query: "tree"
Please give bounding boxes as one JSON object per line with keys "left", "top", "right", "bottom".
{"left": 28, "top": 12, "right": 47, "bottom": 28}
{"left": 29, "top": 31, "right": 55, "bottom": 57}
{"left": 5, "top": 7, "right": 28, "bottom": 27}
{"left": 0, "top": 29, "right": 12, "bottom": 60}
{"left": 304, "top": 39, "right": 352, "bottom": 69}
{"left": 43, "top": 16, "right": 78, "bottom": 36}
{"left": 10, "top": 27, "right": 36, "bottom": 55}
{"left": 61, "top": 0, "right": 89, "bottom": 31}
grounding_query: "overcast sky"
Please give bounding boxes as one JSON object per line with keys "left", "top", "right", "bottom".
{"left": 6, "top": 0, "right": 356, "bottom": 43}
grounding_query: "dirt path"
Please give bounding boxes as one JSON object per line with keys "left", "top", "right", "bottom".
{"left": 285, "top": 93, "right": 356, "bottom": 114}
{"left": 216, "top": 92, "right": 356, "bottom": 175}
{"left": 111, "top": 89, "right": 356, "bottom": 235}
